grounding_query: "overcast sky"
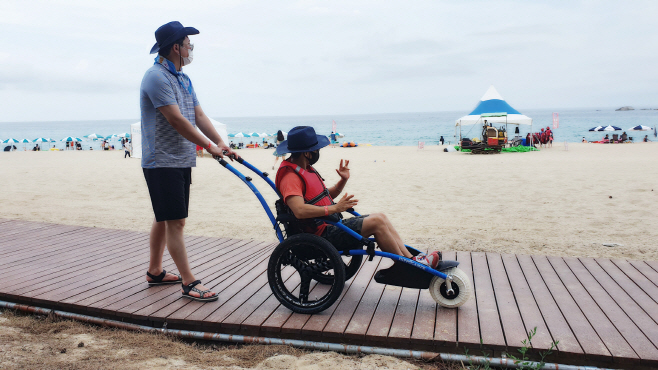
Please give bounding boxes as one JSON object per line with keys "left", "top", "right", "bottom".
{"left": 1, "top": 0, "right": 656, "bottom": 122}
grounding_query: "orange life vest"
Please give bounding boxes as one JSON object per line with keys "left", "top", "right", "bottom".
{"left": 275, "top": 160, "right": 338, "bottom": 235}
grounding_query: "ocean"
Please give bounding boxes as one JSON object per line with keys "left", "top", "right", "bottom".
{"left": 1, "top": 108, "right": 657, "bottom": 150}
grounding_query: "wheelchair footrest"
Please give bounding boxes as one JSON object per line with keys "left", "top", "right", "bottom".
{"left": 374, "top": 261, "right": 433, "bottom": 289}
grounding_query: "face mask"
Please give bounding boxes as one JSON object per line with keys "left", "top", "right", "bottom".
{"left": 182, "top": 48, "right": 193, "bottom": 66}
{"left": 307, "top": 151, "right": 320, "bottom": 165}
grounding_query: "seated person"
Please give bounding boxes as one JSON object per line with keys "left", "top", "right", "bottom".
{"left": 582, "top": 137, "right": 587, "bottom": 143}
{"left": 274, "top": 126, "right": 441, "bottom": 268}
{"left": 620, "top": 132, "right": 628, "bottom": 142}
{"left": 644, "top": 135, "right": 651, "bottom": 142}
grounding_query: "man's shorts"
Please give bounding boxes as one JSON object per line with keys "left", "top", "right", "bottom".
{"left": 143, "top": 167, "right": 191, "bottom": 222}
{"left": 322, "top": 215, "right": 369, "bottom": 251}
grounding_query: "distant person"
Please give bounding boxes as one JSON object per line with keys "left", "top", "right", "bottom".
{"left": 272, "top": 129, "right": 286, "bottom": 170}
{"left": 125, "top": 140, "right": 132, "bottom": 158}
{"left": 439, "top": 136, "right": 444, "bottom": 145}
{"left": 330, "top": 131, "right": 337, "bottom": 148}
{"left": 644, "top": 135, "right": 651, "bottom": 142}
{"left": 621, "top": 132, "right": 628, "bottom": 142}
{"left": 582, "top": 137, "right": 587, "bottom": 143}
{"left": 140, "top": 21, "right": 237, "bottom": 302}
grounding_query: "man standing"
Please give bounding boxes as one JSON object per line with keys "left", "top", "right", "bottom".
{"left": 140, "top": 21, "right": 237, "bottom": 302}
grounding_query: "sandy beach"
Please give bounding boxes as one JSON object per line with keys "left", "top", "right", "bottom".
{"left": 2, "top": 143, "right": 657, "bottom": 261}
{"left": 2, "top": 143, "right": 658, "bottom": 369}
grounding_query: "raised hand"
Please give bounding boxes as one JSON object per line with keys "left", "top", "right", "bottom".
{"left": 335, "top": 159, "right": 350, "bottom": 181}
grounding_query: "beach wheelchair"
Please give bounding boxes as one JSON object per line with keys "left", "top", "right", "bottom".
{"left": 216, "top": 156, "right": 472, "bottom": 314}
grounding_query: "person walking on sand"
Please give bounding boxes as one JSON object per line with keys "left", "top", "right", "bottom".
{"left": 124, "top": 140, "right": 132, "bottom": 158}
{"left": 272, "top": 130, "right": 286, "bottom": 169}
{"left": 141, "top": 21, "right": 238, "bottom": 302}
{"left": 439, "top": 136, "right": 444, "bottom": 145}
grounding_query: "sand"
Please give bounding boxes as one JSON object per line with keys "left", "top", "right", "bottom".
{"left": 1, "top": 143, "right": 657, "bottom": 261}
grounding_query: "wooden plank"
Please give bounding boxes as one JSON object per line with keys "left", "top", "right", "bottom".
{"left": 548, "top": 256, "right": 639, "bottom": 365}
{"left": 30, "top": 235, "right": 151, "bottom": 304}
{"left": 387, "top": 287, "right": 420, "bottom": 346}
{"left": 146, "top": 242, "right": 272, "bottom": 324}
{"left": 516, "top": 255, "right": 583, "bottom": 358}
{"left": 566, "top": 257, "right": 658, "bottom": 365}
{"left": 364, "top": 284, "right": 402, "bottom": 343}
{"left": 470, "top": 252, "right": 506, "bottom": 351}
{"left": 70, "top": 236, "right": 236, "bottom": 313}
{"left": 486, "top": 252, "right": 527, "bottom": 352}
{"left": 431, "top": 251, "right": 457, "bottom": 350}
{"left": 532, "top": 255, "right": 611, "bottom": 361}
{"left": 623, "top": 260, "right": 658, "bottom": 296}
{"left": 0, "top": 227, "right": 119, "bottom": 268}
{"left": 455, "top": 251, "right": 479, "bottom": 349}
{"left": 500, "top": 254, "right": 554, "bottom": 351}
{"left": 0, "top": 224, "right": 79, "bottom": 252}
{"left": 57, "top": 236, "right": 224, "bottom": 311}
{"left": 311, "top": 255, "right": 383, "bottom": 342}
{"left": 3, "top": 230, "right": 145, "bottom": 296}
{"left": 99, "top": 239, "right": 259, "bottom": 319}
{"left": 221, "top": 265, "right": 297, "bottom": 332}
{"left": 594, "top": 259, "right": 658, "bottom": 340}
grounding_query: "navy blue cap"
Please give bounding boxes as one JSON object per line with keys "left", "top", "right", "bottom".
{"left": 150, "top": 21, "right": 199, "bottom": 54}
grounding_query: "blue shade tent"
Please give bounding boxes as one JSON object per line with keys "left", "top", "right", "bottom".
{"left": 455, "top": 85, "right": 533, "bottom": 143}
{"left": 456, "top": 86, "right": 533, "bottom": 126}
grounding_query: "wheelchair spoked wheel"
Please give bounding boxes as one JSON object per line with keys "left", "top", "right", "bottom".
{"left": 268, "top": 234, "right": 345, "bottom": 314}
{"left": 428, "top": 267, "right": 472, "bottom": 308}
{"left": 311, "top": 253, "right": 363, "bottom": 285}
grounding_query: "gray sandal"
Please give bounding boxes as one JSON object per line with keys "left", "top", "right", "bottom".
{"left": 182, "top": 280, "right": 218, "bottom": 302}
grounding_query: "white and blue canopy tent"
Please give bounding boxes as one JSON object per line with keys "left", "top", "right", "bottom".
{"left": 455, "top": 86, "right": 533, "bottom": 143}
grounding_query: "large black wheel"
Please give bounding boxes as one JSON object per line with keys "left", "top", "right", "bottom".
{"left": 311, "top": 254, "right": 363, "bottom": 285}
{"left": 268, "top": 234, "right": 345, "bottom": 314}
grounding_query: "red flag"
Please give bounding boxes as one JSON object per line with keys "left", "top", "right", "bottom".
{"left": 332, "top": 120, "right": 337, "bottom": 133}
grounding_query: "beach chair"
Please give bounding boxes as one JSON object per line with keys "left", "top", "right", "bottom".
{"left": 612, "top": 134, "right": 619, "bottom": 143}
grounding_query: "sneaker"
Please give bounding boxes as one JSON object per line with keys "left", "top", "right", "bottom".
{"left": 425, "top": 251, "right": 442, "bottom": 269}
{"left": 412, "top": 254, "right": 431, "bottom": 267}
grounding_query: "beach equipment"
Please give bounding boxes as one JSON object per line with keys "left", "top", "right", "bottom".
{"left": 117, "top": 133, "right": 131, "bottom": 138}
{"left": 455, "top": 86, "right": 533, "bottom": 145}
{"left": 2, "top": 138, "right": 19, "bottom": 144}
{"left": 85, "top": 134, "right": 105, "bottom": 140}
{"left": 600, "top": 125, "right": 622, "bottom": 131}
{"left": 61, "top": 137, "right": 83, "bottom": 142}
{"left": 33, "top": 138, "right": 49, "bottom": 143}
{"left": 629, "top": 125, "right": 652, "bottom": 131}
{"left": 214, "top": 155, "right": 472, "bottom": 314}
{"left": 588, "top": 126, "right": 603, "bottom": 131}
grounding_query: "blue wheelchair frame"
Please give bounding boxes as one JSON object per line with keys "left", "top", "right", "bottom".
{"left": 216, "top": 156, "right": 450, "bottom": 281}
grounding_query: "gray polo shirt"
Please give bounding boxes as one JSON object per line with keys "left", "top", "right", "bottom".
{"left": 140, "top": 62, "right": 199, "bottom": 169}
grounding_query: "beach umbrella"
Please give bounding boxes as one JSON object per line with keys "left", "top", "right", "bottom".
{"left": 85, "top": 133, "right": 104, "bottom": 140}
{"left": 61, "top": 136, "right": 82, "bottom": 142}
{"left": 19, "top": 139, "right": 30, "bottom": 151}
{"left": 588, "top": 126, "right": 603, "bottom": 131}
{"left": 335, "top": 132, "right": 345, "bottom": 138}
{"left": 33, "top": 138, "right": 49, "bottom": 142}
{"left": 117, "top": 133, "right": 131, "bottom": 138}
{"left": 601, "top": 125, "right": 622, "bottom": 131}
{"left": 628, "top": 125, "right": 652, "bottom": 131}
{"left": 2, "top": 138, "right": 19, "bottom": 144}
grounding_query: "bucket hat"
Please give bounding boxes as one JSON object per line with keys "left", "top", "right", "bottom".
{"left": 275, "top": 126, "right": 329, "bottom": 155}
{"left": 150, "top": 21, "right": 199, "bottom": 54}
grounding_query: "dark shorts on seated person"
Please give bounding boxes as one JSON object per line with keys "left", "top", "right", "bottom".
{"left": 322, "top": 215, "right": 368, "bottom": 251}
{"left": 143, "top": 167, "right": 191, "bottom": 222}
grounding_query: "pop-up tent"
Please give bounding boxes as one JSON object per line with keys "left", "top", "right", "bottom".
{"left": 130, "top": 118, "right": 229, "bottom": 159}
{"left": 455, "top": 85, "right": 533, "bottom": 142}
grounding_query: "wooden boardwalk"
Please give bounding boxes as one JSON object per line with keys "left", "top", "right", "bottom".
{"left": 1, "top": 219, "right": 658, "bottom": 369}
